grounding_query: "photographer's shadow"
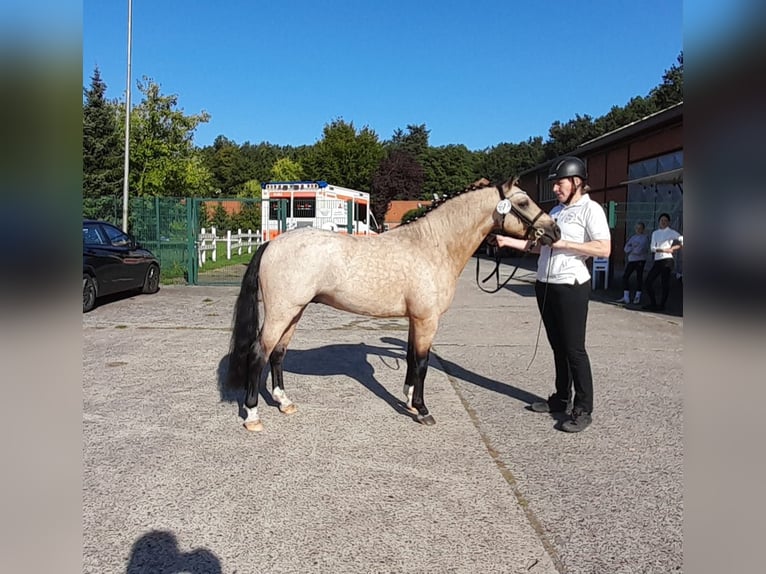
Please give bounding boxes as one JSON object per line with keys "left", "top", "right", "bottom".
{"left": 126, "top": 530, "right": 220, "bottom": 574}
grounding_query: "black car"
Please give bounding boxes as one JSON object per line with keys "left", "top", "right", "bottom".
{"left": 83, "top": 219, "right": 160, "bottom": 312}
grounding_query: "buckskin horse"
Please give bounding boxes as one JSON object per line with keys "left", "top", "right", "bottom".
{"left": 228, "top": 178, "right": 560, "bottom": 431}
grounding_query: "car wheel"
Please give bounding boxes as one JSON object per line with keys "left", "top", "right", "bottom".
{"left": 142, "top": 263, "right": 160, "bottom": 294}
{"left": 83, "top": 274, "right": 97, "bottom": 313}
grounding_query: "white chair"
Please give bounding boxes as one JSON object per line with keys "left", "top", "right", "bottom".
{"left": 592, "top": 257, "right": 609, "bottom": 290}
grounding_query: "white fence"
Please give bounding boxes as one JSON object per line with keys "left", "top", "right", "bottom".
{"left": 198, "top": 227, "right": 261, "bottom": 267}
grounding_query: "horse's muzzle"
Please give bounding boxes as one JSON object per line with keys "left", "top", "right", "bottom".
{"left": 531, "top": 223, "right": 561, "bottom": 245}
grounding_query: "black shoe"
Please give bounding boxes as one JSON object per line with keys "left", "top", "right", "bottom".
{"left": 530, "top": 394, "right": 570, "bottom": 414}
{"left": 561, "top": 408, "right": 592, "bottom": 433}
{"left": 642, "top": 304, "right": 659, "bottom": 311}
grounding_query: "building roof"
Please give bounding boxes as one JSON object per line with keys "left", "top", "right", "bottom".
{"left": 384, "top": 200, "right": 432, "bottom": 224}
{"left": 519, "top": 102, "right": 683, "bottom": 177}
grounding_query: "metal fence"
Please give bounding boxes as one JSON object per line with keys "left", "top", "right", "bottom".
{"left": 83, "top": 196, "right": 263, "bottom": 285}
{"left": 83, "top": 196, "right": 683, "bottom": 285}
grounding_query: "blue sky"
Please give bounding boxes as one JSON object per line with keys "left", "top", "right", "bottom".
{"left": 84, "top": 0, "right": 683, "bottom": 151}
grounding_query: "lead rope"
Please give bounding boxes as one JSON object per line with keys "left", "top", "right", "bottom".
{"left": 525, "top": 246, "right": 554, "bottom": 371}
{"left": 474, "top": 248, "right": 528, "bottom": 294}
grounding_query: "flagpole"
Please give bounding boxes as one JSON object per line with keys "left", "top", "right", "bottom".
{"left": 122, "top": 0, "right": 133, "bottom": 231}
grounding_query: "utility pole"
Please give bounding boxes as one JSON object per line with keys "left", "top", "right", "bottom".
{"left": 122, "top": 0, "right": 133, "bottom": 232}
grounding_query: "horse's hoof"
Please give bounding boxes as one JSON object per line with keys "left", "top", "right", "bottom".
{"left": 243, "top": 420, "right": 264, "bottom": 432}
{"left": 279, "top": 403, "right": 297, "bottom": 415}
{"left": 417, "top": 414, "right": 436, "bottom": 426}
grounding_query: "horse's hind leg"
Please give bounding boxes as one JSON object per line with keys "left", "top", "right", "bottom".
{"left": 269, "top": 318, "right": 303, "bottom": 415}
{"left": 243, "top": 339, "right": 270, "bottom": 432}
{"left": 270, "top": 312, "right": 304, "bottom": 415}
{"left": 403, "top": 316, "right": 439, "bottom": 426}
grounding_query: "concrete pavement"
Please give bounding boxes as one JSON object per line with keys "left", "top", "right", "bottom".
{"left": 83, "top": 257, "right": 682, "bottom": 573}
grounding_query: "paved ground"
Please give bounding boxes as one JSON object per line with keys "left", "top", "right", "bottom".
{"left": 83, "top": 257, "right": 682, "bottom": 574}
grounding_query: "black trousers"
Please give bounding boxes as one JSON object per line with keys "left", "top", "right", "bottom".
{"left": 535, "top": 280, "right": 594, "bottom": 413}
{"left": 645, "top": 258, "right": 675, "bottom": 307}
{"left": 622, "top": 260, "right": 646, "bottom": 291}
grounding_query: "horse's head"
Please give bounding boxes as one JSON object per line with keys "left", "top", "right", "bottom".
{"left": 493, "top": 178, "right": 561, "bottom": 245}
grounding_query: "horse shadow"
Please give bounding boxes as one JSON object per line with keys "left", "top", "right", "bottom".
{"left": 125, "top": 530, "right": 221, "bottom": 574}
{"left": 380, "top": 337, "right": 544, "bottom": 406}
{"left": 216, "top": 337, "right": 544, "bottom": 416}
{"left": 216, "top": 342, "right": 418, "bottom": 418}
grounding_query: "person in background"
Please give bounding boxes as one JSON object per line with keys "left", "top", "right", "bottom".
{"left": 617, "top": 221, "right": 649, "bottom": 304}
{"left": 492, "top": 156, "right": 611, "bottom": 433}
{"left": 642, "top": 213, "right": 683, "bottom": 312}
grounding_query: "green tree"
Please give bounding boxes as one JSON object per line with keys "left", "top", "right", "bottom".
{"left": 421, "top": 144, "right": 477, "bottom": 198}
{"left": 270, "top": 157, "right": 303, "bottom": 181}
{"left": 83, "top": 67, "right": 123, "bottom": 201}
{"left": 401, "top": 206, "right": 428, "bottom": 224}
{"left": 649, "top": 52, "right": 683, "bottom": 109}
{"left": 475, "top": 137, "right": 545, "bottom": 184}
{"left": 230, "top": 201, "right": 261, "bottom": 232}
{"left": 208, "top": 202, "right": 231, "bottom": 230}
{"left": 127, "top": 77, "right": 214, "bottom": 197}
{"left": 302, "top": 118, "right": 385, "bottom": 191}
{"left": 389, "top": 124, "right": 430, "bottom": 160}
{"left": 543, "top": 114, "right": 600, "bottom": 160}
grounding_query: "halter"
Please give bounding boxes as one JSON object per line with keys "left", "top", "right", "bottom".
{"left": 495, "top": 185, "right": 547, "bottom": 243}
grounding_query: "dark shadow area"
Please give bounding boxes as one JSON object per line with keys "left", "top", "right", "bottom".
{"left": 216, "top": 342, "right": 419, "bottom": 419}
{"left": 215, "top": 334, "right": 546, "bottom": 420}
{"left": 88, "top": 287, "right": 159, "bottom": 312}
{"left": 379, "top": 337, "right": 544, "bottom": 406}
{"left": 591, "top": 273, "right": 683, "bottom": 318}
{"left": 126, "top": 530, "right": 221, "bottom": 574}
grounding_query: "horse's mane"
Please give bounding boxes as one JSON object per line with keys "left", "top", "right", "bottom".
{"left": 397, "top": 176, "right": 516, "bottom": 227}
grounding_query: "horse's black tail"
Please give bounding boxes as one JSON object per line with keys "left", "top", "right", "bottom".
{"left": 227, "top": 241, "right": 270, "bottom": 389}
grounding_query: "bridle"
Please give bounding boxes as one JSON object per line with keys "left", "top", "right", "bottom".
{"left": 494, "top": 185, "right": 547, "bottom": 244}
{"left": 475, "top": 186, "right": 549, "bottom": 295}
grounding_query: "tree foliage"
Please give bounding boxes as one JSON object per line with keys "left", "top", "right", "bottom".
{"left": 83, "top": 52, "right": 684, "bottom": 231}
{"left": 420, "top": 144, "right": 477, "bottom": 198}
{"left": 649, "top": 52, "right": 683, "bottom": 109}
{"left": 476, "top": 137, "right": 545, "bottom": 184}
{"left": 301, "top": 118, "right": 385, "bottom": 192}
{"left": 270, "top": 157, "right": 303, "bottom": 182}
{"left": 83, "top": 68, "right": 123, "bottom": 200}
{"left": 128, "top": 77, "right": 214, "bottom": 197}
{"left": 370, "top": 150, "right": 425, "bottom": 225}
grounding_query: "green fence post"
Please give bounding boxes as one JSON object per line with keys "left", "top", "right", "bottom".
{"left": 608, "top": 201, "right": 616, "bottom": 229}
{"left": 346, "top": 200, "right": 353, "bottom": 234}
{"left": 186, "top": 198, "right": 196, "bottom": 285}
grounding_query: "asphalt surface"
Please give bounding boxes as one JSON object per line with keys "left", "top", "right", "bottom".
{"left": 83, "top": 256, "right": 682, "bottom": 574}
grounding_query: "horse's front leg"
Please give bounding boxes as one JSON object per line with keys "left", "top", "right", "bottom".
{"left": 403, "top": 316, "right": 438, "bottom": 426}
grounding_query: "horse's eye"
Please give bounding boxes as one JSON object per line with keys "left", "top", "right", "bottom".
{"left": 517, "top": 200, "right": 530, "bottom": 209}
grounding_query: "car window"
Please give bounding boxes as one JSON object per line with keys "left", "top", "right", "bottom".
{"left": 103, "top": 223, "right": 130, "bottom": 247}
{"left": 83, "top": 224, "right": 108, "bottom": 245}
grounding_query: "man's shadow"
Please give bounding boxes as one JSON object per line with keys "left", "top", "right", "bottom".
{"left": 217, "top": 337, "right": 544, "bottom": 416}
{"left": 126, "top": 530, "right": 221, "bottom": 574}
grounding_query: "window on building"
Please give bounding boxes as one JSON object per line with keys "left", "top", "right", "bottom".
{"left": 269, "top": 200, "right": 292, "bottom": 218}
{"left": 293, "top": 198, "right": 316, "bottom": 218}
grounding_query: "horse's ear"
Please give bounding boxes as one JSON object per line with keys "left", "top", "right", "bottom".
{"left": 500, "top": 176, "right": 520, "bottom": 195}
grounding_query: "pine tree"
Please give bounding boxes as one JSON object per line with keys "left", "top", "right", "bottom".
{"left": 83, "top": 67, "right": 123, "bottom": 201}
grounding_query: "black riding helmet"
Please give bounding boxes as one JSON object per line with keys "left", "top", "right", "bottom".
{"left": 547, "top": 156, "right": 588, "bottom": 181}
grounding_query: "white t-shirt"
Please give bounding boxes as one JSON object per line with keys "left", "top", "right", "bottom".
{"left": 650, "top": 227, "right": 682, "bottom": 261}
{"left": 536, "top": 194, "right": 611, "bottom": 285}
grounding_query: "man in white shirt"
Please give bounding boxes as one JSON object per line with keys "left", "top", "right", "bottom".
{"left": 642, "top": 213, "right": 683, "bottom": 311}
